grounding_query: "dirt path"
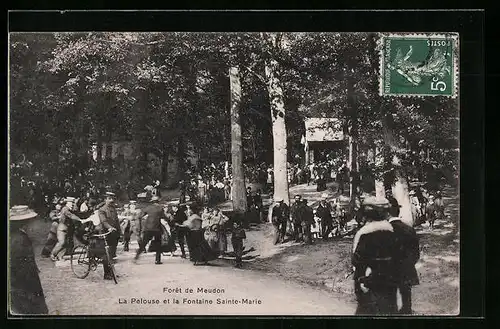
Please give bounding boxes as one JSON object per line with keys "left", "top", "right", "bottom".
{"left": 35, "top": 241, "right": 355, "bottom": 315}
{"left": 27, "top": 181, "right": 457, "bottom": 316}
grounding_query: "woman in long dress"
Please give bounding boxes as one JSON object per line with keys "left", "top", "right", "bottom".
{"left": 178, "top": 208, "right": 218, "bottom": 265}
{"left": 202, "top": 207, "right": 229, "bottom": 255}
{"left": 210, "top": 208, "right": 229, "bottom": 255}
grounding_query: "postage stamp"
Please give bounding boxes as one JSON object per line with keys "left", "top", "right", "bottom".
{"left": 379, "top": 33, "right": 459, "bottom": 98}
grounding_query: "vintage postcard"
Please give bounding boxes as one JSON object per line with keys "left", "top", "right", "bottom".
{"left": 8, "top": 30, "right": 460, "bottom": 316}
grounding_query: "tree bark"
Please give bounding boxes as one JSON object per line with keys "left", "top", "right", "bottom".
{"left": 229, "top": 66, "right": 247, "bottom": 213}
{"left": 264, "top": 37, "right": 290, "bottom": 206}
{"left": 382, "top": 113, "right": 414, "bottom": 226}
{"left": 346, "top": 75, "right": 359, "bottom": 203}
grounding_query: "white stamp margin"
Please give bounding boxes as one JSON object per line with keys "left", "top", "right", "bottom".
{"left": 378, "top": 32, "right": 459, "bottom": 98}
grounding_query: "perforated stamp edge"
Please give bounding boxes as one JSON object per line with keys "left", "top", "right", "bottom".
{"left": 378, "top": 32, "right": 459, "bottom": 98}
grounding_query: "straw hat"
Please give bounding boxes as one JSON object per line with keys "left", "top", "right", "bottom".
{"left": 65, "top": 197, "right": 76, "bottom": 203}
{"left": 9, "top": 205, "right": 38, "bottom": 221}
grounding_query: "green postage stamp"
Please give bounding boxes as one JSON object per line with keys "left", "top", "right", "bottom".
{"left": 379, "top": 33, "right": 459, "bottom": 97}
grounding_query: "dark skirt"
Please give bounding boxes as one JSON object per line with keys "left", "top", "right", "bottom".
{"left": 204, "top": 229, "right": 227, "bottom": 254}
{"left": 187, "top": 230, "right": 219, "bottom": 263}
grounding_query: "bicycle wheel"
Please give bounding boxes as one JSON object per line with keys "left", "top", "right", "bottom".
{"left": 104, "top": 248, "right": 118, "bottom": 284}
{"left": 70, "top": 245, "right": 91, "bottom": 279}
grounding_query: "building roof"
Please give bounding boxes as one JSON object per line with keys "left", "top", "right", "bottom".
{"left": 304, "top": 118, "right": 344, "bottom": 142}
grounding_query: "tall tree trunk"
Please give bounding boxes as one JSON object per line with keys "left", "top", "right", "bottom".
{"left": 382, "top": 113, "right": 414, "bottom": 226}
{"left": 346, "top": 76, "right": 359, "bottom": 203}
{"left": 265, "top": 38, "right": 290, "bottom": 206}
{"left": 229, "top": 66, "right": 247, "bottom": 213}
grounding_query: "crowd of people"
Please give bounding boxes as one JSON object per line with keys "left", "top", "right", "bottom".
{"left": 10, "top": 153, "right": 448, "bottom": 316}
{"left": 39, "top": 191, "right": 250, "bottom": 276}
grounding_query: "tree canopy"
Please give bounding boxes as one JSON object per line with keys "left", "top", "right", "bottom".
{"left": 9, "top": 32, "right": 458, "bottom": 190}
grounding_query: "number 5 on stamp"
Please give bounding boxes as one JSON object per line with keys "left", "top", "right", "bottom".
{"left": 379, "top": 33, "right": 459, "bottom": 98}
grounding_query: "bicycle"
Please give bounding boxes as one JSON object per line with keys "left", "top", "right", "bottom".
{"left": 70, "top": 229, "right": 118, "bottom": 284}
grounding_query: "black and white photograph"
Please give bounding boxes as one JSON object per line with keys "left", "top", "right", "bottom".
{"left": 8, "top": 30, "right": 461, "bottom": 316}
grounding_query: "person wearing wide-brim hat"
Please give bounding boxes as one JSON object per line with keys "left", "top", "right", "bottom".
{"left": 9, "top": 206, "right": 49, "bottom": 314}
{"left": 351, "top": 196, "right": 399, "bottom": 315}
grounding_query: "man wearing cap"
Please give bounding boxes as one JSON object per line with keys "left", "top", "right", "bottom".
{"left": 97, "top": 192, "right": 121, "bottom": 260}
{"left": 351, "top": 196, "right": 399, "bottom": 315}
{"left": 9, "top": 206, "right": 49, "bottom": 314}
{"left": 290, "top": 195, "right": 303, "bottom": 242}
{"left": 50, "top": 197, "right": 82, "bottom": 261}
{"left": 271, "top": 198, "right": 289, "bottom": 244}
{"left": 134, "top": 196, "right": 168, "bottom": 264}
{"left": 387, "top": 196, "right": 420, "bottom": 314}
{"left": 316, "top": 194, "right": 334, "bottom": 240}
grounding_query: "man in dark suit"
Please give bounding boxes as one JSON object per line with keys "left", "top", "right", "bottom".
{"left": 271, "top": 198, "right": 289, "bottom": 244}
{"left": 134, "top": 196, "right": 167, "bottom": 264}
{"left": 316, "top": 194, "right": 334, "bottom": 240}
{"left": 171, "top": 203, "right": 188, "bottom": 259}
{"left": 253, "top": 190, "right": 264, "bottom": 223}
{"left": 97, "top": 192, "right": 121, "bottom": 260}
{"left": 300, "top": 199, "right": 315, "bottom": 245}
{"left": 290, "top": 195, "right": 303, "bottom": 242}
{"left": 388, "top": 197, "right": 420, "bottom": 314}
{"left": 246, "top": 187, "right": 254, "bottom": 211}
